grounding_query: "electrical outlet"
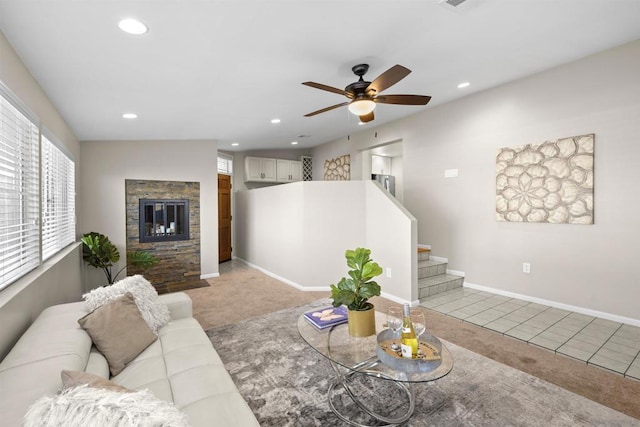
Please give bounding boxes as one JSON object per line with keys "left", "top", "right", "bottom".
{"left": 386, "top": 268, "right": 392, "bottom": 278}
{"left": 523, "top": 262, "right": 531, "bottom": 274}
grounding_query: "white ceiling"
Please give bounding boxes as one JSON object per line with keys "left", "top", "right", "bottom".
{"left": 1, "top": 1, "right": 639, "bottom": 152}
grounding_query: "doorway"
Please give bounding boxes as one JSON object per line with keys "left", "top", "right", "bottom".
{"left": 361, "top": 140, "right": 404, "bottom": 203}
{"left": 218, "top": 174, "right": 232, "bottom": 262}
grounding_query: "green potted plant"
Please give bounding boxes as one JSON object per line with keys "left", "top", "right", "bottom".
{"left": 330, "top": 247, "right": 383, "bottom": 337}
{"left": 81, "top": 231, "right": 159, "bottom": 286}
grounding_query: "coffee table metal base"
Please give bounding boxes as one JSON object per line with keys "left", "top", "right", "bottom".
{"left": 327, "top": 358, "right": 415, "bottom": 426}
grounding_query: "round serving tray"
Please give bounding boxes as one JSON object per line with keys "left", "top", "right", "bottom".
{"left": 376, "top": 329, "right": 443, "bottom": 374}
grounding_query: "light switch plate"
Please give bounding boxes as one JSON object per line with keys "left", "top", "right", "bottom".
{"left": 444, "top": 169, "right": 459, "bottom": 178}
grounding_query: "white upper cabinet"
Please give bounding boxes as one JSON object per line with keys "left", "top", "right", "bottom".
{"left": 245, "top": 156, "right": 302, "bottom": 183}
{"left": 245, "top": 157, "right": 277, "bottom": 182}
{"left": 276, "top": 159, "right": 302, "bottom": 182}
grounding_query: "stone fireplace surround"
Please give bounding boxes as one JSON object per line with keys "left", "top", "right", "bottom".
{"left": 125, "top": 179, "right": 201, "bottom": 287}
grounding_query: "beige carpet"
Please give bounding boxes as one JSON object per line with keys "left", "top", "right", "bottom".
{"left": 186, "top": 259, "right": 640, "bottom": 421}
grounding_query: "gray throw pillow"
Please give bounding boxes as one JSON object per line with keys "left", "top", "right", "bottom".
{"left": 83, "top": 275, "right": 171, "bottom": 334}
{"left": 61, "top": 370, "right": 131, "bottom": 393}
{"left": 78, "top": 292, "right": 157, "bottom": 376}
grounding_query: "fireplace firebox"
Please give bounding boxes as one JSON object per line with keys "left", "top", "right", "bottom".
{"left": 139, "top": 199, "right": 189, "bottom": 243}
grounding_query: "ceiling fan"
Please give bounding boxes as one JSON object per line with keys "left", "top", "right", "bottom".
{"left": 302, "top": 64, "right": 431, "bottom": 123}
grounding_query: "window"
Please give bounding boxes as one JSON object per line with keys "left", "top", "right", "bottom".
{"left": 0, "top": 89, "right": 40, "bottom": 289}
{"left": 217, "top": 153, "right": 233, "bottom": 175}
{"left": 0, "top": 83, "right": 76, "bottom": 290}
{"left": 139, "top": 199, "right": 189, "bottom": 243}
{"left": 42, "top": 134, "right": 75, "bottom": 260}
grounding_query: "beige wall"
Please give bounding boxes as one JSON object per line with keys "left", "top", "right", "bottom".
{"left": 311, "top": 40, "right": 640, "bottom": 322}
{"left": 0, "top": 30, "right": 83, "bottom": 358}
{"left": 0, "top": 246, "right": 83, "bottom": 360}
{"left": 0, "top": 31, "right": 79, "bottom": 160}
{"left": 235, "top": 181, "right": 417, "bottom": 303}
{"left": 79, "top": 139, "right": 219, "bottom": 287}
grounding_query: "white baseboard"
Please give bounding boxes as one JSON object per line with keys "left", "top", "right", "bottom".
{"left": 464, "top": 281, "right": 640, "bottom": 327}
{"left": 200, "top": 273, "right": 220, "bottom": 279}
{"left": 446, "top": 269, "right": 465, "bottom": 277}
{"left": 234, "top": 258, "right": 329, "bottom": 292}
{"left": 380, "top": 291, "right": 412, "bottom": 306}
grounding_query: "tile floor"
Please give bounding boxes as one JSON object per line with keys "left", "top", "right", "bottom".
{"left": 420, "top": 287, "right": 640, "bottom": 380}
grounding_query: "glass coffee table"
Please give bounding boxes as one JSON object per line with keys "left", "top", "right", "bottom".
{"left": 298, "top": 311, "right": 453, "bottom": 426}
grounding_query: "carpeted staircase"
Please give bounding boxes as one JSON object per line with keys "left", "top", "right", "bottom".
{"left": 418, "top": 247, "right": 464, "bottom": 302}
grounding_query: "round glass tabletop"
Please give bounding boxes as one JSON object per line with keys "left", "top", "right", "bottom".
{"left": 298, "top": 310, "right": 453, "bottom": 383}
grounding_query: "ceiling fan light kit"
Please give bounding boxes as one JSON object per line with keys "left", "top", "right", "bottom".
{"left": 348, "top": 99, "right": 376, "bottom": 116}
{"left": 303, "top": 63, "right": 431, "bottom": 123}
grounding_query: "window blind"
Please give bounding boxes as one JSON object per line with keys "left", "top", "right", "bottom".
{"left": 217, "top": 154, "right": 233, "bottom": 175}
{"left": 41, "top": 135, "right": 75, "bottom": 261}
{"left": 0, "top": 94, "right": 40, "bottom": 289}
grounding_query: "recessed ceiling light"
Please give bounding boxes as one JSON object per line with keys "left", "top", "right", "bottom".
{"left": 457, "top": 82, "right": 470, "bottom": 89}
{"left": 231, "top": 142, "right": 239, "bottom": 147}
{"left": 118, "top": 18, "right": 148, "bottom": 35}
{"left": 291, "top": 141, "right": 298, "bottom": 145}
{"left": 271, "top": 118, "right": 281, "bottom": 124}
{"left": 122, "top": 113, "right": 138, "bottom": 119}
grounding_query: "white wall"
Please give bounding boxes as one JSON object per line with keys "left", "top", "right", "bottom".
{"left": 311, "top": 41, "right": 640, "bottom": 322}
{"left": 391, "top": 155, "right": 404, "bottom": 204}
{"left": 79, "top": 139, "right": 219, "bottom": 287}
{"left": 0, "top": 30, "right": 84, "bottom": 357}
{"left": 235, "top": 181, "right": 417, "bottom": 303}
{"left": 299, "top": 181, "right": 366, "bottom": 287}
{"left": 365, "top": 181, "right": 416, "bottom": 303}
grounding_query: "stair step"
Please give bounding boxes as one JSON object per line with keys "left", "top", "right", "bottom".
{"left": 418, "top": 273, "right": 464, "bottom": 299}
{"left": 418, "top": 259, "right": 447, "bottom": 279}
{"left": 417, "top": 247, "right": 431, "bottom": 261}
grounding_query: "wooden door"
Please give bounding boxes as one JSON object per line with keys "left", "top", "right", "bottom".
{"left": 218, "top": 174, "right": 232, "bottom": 262}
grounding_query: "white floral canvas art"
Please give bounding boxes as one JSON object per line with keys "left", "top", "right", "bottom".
{"left": 496, "top": 134, "right": 594, "bottom": 224}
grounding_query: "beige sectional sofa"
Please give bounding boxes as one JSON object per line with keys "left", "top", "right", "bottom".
{"left": 0, "top": 292, "right": 258, "bottom": 426}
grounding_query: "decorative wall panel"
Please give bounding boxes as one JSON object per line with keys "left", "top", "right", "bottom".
{"left": 324, "top": 154, "right": 350, "bottom": 180}
{"left": 496, "top": 134, "right": 594, "bottom": 224}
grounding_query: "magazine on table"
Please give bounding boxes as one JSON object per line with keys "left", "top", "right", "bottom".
{"left": 303, "top": 305, "right": 348, "bottom": 329}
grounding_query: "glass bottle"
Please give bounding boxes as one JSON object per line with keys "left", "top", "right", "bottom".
{"left": 401, "top": 303, "right": 418, "bottom": 359}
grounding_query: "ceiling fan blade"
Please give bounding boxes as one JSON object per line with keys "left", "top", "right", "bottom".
{"left": 375, "top": 94, "right": 432, "bottom": 105}
{"left": 304, "top": 101, "right": 350, "bottom": 117}
{"left": 302, "top": 82, "right": 352, "bottom": 98}
{"left": 366, "top": 65, "right": 411, "bottom": 95}
{"left": 359, "top": 111, "right": 374, "bottom": 123}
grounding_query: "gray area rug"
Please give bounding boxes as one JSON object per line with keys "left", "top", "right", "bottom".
{"left": 206, "top": 299, "right": 638, "bottom": 426}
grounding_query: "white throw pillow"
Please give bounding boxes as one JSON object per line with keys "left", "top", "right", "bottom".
{"left": 83, "top": 275, "right": 171, "bottom": 334}
{"left": 24, "top": 385, "right": 190, "bottom": 427}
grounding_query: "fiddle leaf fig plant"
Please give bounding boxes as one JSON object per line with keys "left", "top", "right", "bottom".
{"left": 330, "top": 247, "right": 383, "bottom": 311}
{"left": 81, "top": 232, "right": 159, "bottom": 286}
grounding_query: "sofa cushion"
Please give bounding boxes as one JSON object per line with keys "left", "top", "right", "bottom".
{"left": 83, "top": 275, "right": 171, "bottom": 334}
{"left": 0, "top": 302, "right": 92, "bottom": 427}
{"left": 78, "top": 293, "right": 157, "bottom": 376}
{"left": 85, "top": 347, "right": 110, "bottom": 378}
{"left": 112, "top": 317, "right": 259, "bottom": 426}
{"left": 23, "top": 385, "right": 190, "bottom": 427}
{"left": 158, "top": 292, "right": 193, "bottom": 320}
